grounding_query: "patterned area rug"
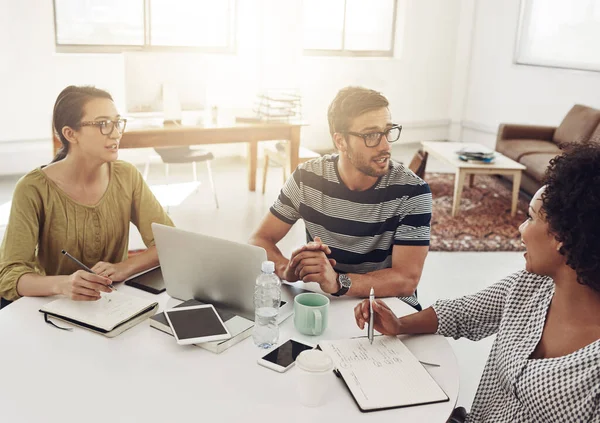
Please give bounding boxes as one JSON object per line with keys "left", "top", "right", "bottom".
{"left": 426, "top": 173, "right": 529, "bottom": 252}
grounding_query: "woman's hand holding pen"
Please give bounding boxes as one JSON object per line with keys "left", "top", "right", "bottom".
{"left": 354, "top": 299, "right": 403, "bottom": 336}
{"left": 57, "top": 270, "right": 113, "bottom": 301}
{"left": 91, "top": 261, "right": 132, "bottom": 282}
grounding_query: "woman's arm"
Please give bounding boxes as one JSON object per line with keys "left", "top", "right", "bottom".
{"left": 355, "top": 299, "right": 438, "bottom": 335}
{"left": 355, "top": 271, "right": 522, "bottom": 341}
{"left": 430, "top": 272, "right": 519, "bottom": 341}
{"left": 17, "top": 274, "right": 65, "bottom": 297}
{"left": 0, "top": 178, "right": 112, "bottom": 301}
{"left": 91, "top": 246, "right": 160, "bottom": 282}
{"left": 0, "top": 179, "right": 45, "bottom": 300}
{"left": 86, "top": 165, "right": 170, "bottom": 282}
{"left": 121, "top": 246, "right": 159, "bottom": 275}
{"left": 129, "top": 164, "right": 174, "bottom": 247}
{"left": 17, "top": 271, "right": 112, "bottom": 300}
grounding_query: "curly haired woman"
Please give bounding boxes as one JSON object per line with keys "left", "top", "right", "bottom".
{"left": 354, "top": 143, "right": 600, "bottom": 422}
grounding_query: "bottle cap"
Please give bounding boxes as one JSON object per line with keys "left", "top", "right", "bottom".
{"left": 261, "top": 261, "right": 275, "bottom": 273}
{"left": 296, "top": 349, "right": 333, "bottom": 373}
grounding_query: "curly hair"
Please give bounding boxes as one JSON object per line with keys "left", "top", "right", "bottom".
{"left": 542, "top": 142, "right": 600, "bottom": 291}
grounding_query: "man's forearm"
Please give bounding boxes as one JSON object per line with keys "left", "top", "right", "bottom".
{"left": 345, "top": 268, "right": 419, "bottom": 298}
{"left": 248, "top": 236, "right": 289, "bottom": 280}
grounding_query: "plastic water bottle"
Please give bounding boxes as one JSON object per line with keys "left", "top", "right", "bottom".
{"left": 253, "top": 261, "right": 281, "bottom": 348}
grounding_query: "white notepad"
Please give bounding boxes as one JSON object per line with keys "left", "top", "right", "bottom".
{"left": 40, "top": 291, "right": 158, "bottom": 336}
{"left": 319, "top": 336, "right": 448, "bottom": 412}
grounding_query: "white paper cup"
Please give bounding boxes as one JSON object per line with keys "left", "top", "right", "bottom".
{"left": 296, "top": 349, "right": 334, "bottom": 407}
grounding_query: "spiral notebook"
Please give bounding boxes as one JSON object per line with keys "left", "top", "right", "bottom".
{"left": 319, "top": 336, "right": 448, "bottom": 412}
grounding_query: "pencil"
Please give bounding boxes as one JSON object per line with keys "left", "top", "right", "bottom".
{"left": 61, "top": 249, "right": 116, "bottom": 290}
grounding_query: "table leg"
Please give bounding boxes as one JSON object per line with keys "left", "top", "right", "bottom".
{"left": 289, "top": 126, "right": 301, "bottom": 176}
{"left": 511, "top": 171, "right": 522, "bottom": 217}
{"left": 469, "top": 174, "right": 475, "bottom": 188}
{"left": 248, "top": 140, "right": 258, "bottom": 191}
{"left": 452, "top": 170, "right": 466, "bottom": 217}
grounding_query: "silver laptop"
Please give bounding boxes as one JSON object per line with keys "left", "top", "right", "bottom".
{"left": 152, "top": 223, "right": 299, "bottom": 322}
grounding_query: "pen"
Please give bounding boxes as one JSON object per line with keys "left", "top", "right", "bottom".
{"left": 368, "top": 287, "right": 374, "bottom": 344}
{"left": 61, "top": 249, "right": 116, "bottom": 290}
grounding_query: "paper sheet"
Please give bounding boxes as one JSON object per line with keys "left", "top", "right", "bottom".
{"left": 41, "top": 291, "right": 157, "bottom": 331}
{"left": 320, "top": 336, "right": 448, "bottom": 410}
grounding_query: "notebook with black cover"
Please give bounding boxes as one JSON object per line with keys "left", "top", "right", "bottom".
{"left": 40, "top": 291, "right": 158, "bottom": 338}
{"left": 319, "top": 336, "right": 448, "bottom": 412}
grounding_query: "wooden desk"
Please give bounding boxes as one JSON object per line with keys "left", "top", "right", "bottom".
{"left": 53, "top": 122, "right": 303, "bottom": 192}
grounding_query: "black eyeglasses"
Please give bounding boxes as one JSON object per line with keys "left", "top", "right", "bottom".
{"left": 80, "top": 118, "right": 127, "bottom": 136}
{"left": 344, "top": 125, "right": 402, "bottom": 148}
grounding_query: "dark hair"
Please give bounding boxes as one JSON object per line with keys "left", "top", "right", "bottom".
{"left": 51, "top": 85, "right": 113, "bottom": 163}
{"left": 327, "top": 86, "right": 389, "bottom": 141}
{"left": 542, "top": 143, "right": 600, "bottom": 291}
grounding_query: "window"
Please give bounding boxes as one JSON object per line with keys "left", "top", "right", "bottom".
{"left": 515, "top": 0, "right": 600, "bottom": 72}
{"left": 302, "top": 0, "right": 397, "bottom": 56}
{"left": 53, "top": 0, "right": 235, "bottom": 53}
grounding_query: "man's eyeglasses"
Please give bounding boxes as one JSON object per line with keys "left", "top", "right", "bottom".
{"left": 345, "top": 125, "right": 402, "bottom": 148}
{"left": 80, "top": 118, "right": 127, "bottom": 136}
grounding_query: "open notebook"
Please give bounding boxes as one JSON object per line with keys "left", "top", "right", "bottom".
{"left": 40, "top": 291, "right": 158, "bottom": 338}
{"left": 319, "top": 336, "right": 448, "bottom": 412}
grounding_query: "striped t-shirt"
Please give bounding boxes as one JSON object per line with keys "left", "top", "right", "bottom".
{"left": 270, "top": 154, "right": 432, "bottom": 307}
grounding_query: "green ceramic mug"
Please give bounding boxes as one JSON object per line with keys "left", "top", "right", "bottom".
{"left": 294, "top": 293, "right": 329, "bottom": 336}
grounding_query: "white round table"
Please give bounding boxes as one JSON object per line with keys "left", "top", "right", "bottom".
{"left": 0, "top": 283, "right": 459, "bottom": 422}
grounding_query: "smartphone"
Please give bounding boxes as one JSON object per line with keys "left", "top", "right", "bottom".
{"left": 257, "top": 339, "right": 315, "bottom": 373}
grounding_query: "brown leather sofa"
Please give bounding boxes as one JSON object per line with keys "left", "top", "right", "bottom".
{"left": 496, "top": 104, "right": 600, "bottom": 195}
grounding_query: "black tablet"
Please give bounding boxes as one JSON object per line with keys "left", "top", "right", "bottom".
{"left": 124, "top": 266, "right": 165, "bottom": 294}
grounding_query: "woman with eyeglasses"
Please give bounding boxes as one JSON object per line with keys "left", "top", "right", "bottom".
{"left": 0, "top": 85, "right": 173, "bottom": 305}
{"left": 354, "top": 143, "right": 600, "bottom": 422}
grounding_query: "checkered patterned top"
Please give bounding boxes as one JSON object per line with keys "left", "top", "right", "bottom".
{"left": 433, "top": 270, "right": 600, "bottom": 422}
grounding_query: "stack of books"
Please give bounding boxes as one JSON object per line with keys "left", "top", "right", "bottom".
{"left": 150, "top": 299, "right": 253, "bottom": 354}
{"left": 456, "top": 146, "right": 496, "bottom": 164}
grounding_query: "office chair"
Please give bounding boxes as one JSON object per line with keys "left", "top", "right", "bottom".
{"left": 447, "top": 406, "right": 467, "bottom": 422}
{"left": 153, "top": 146, "right": 219, "bottom": 209}
{"left": 262, "top": 141, "right": 320, "bottom": 193}
{"left": 408, "top": 149, "right": 428, "bottom": 179}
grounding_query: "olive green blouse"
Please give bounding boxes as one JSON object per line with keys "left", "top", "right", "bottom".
{"left": 0, "top": 161, "right": 173, "bottom": 301}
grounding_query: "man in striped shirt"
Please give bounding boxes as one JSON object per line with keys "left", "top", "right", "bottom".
{"left": 249, "top": 87, "right": 432, "bottom": 309}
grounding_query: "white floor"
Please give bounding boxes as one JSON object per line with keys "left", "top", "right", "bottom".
{"left": 0, "top": 144, "right": 526, "bottom": 411}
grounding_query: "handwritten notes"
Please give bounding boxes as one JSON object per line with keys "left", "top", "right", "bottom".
{"left": 320, "top": 336, "right": 448, "bottom": 410}
{"left": 41, "top": 291, "right": 157, "bottom": 332}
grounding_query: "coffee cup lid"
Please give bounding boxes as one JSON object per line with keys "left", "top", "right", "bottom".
{"left": 296, "top": 349, "right": 333, "bottom": 373}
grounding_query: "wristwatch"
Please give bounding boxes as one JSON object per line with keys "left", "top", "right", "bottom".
{"left": 332, "top": 273, "right": 352, "bottom": 297}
